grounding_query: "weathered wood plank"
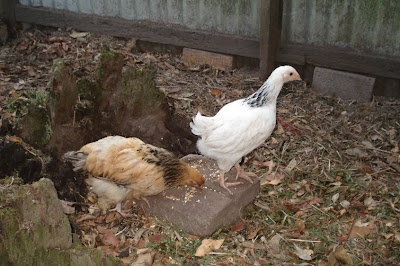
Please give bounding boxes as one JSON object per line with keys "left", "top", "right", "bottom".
{"left": 15, "top": 5, "right": 259, "bottom": 59}
{"left": 279, "top": 44, "right": 400, "bottom": 80}
{"left": 259, "top": 0, "right": 283, "bottom": 80}
{"left": 15, "top": 5, "right": 400, "bottom": 81}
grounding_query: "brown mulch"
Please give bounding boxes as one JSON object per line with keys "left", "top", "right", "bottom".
{"left": 1, "top": 26, "right": 399, "bottom": 265}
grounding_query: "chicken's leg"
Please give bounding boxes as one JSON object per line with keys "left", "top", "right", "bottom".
{"left": 219, "top": 172, "right": 243, "bottom": 195}
{"left": 109, "top": 202, "right": 134, "bottom": 218}
{"left": 234, "top": 163, "right": 257, "bottom": 183}
{"left": 141, "top": 197, "right": 150, "bottom": 207}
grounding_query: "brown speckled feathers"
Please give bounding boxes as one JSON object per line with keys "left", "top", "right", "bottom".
{"left": 63, "top": 136, "right": 204, "bottom": 209}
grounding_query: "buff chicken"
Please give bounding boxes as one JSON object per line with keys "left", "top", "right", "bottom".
{"left": 190, "top": 65, "right": 301, "bottom": 194}
{"left": 63, "top": 136, "right": 205, "bottom": 216}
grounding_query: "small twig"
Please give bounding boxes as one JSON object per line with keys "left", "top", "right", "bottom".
{"left": 336, "top": 150, "right": 343, "bottom": 160}
{"left": 208, "top": 252, "right": 231, "bottom": 255}
{"left": 282, "top": 213, "right": 287, "bottom": 226}
{"left": 72, "top": 109, "right": 76, "bottom": 127}
{"left": 281, "top": 209, "right": 302, "bottom": 221}
{"left": 307, "top": 202, "right": 332, "bottom": 217}
{"left": 386, "top": 201, "right": 400, "bottom": 213}
{"left": 266, "top": 214, "right": 277, "bottom": 224}
{"left": 355, "top": 144, "right": 395, "bottom": 155}
{"left": 76, "top": 214, "right": 97, "bottom": 223}
{"left": 351, "top": 191, "right": 367, "bottom": 203}
{"left": 287, "top": 238, "right": 321, "bottom": 243}
{"left": 7, "top": 176, "right": 14, "bottom": 186}
{"left": 276, "top": 233, "right": 290, "bottom": 245}
{"left": 254, "top": 201, "right": 273, "bottom": 213}
{"left": 12, "top": 137, "right": 46, "bottom": 169}
{"left": 174, "top": 230, "right": 184, "bottom": 242}
{"left": 115, "top": 226, "right": 129, "bottom": 236}
{"left": 344, "top": 213, "right": 359, "bottom": 246}
{"left": 387, "top": 162, "right": 400, "bottom": 173}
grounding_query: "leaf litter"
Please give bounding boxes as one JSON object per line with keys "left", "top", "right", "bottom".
{"left": 1, "top": 26, "right": 399, "bottom": 265}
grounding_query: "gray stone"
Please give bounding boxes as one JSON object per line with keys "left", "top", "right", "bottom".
{"left": 140, "top": 154, "right": 260, "bottom": 237}
{"left": 0, "top": 178, "right": 123, "bottom": 265}
{"left": 312, "top": 67, "right": 375, "bottom": 102}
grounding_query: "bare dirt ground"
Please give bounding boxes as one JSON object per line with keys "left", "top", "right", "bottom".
{"left": 1, "top": 26, "right": 399, "bottom": 265}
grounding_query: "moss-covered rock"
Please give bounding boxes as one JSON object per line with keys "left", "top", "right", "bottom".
{"left": 13, "top": 89, "right": 52, "bottom": 148}
{"left": 0, "top": 136, "right": 43, "bottom": 182}
{"left": 97, "top": 45, "right": 124, "bottom": 87}
{"left": 77, "top": 79, "right": 101, "bottom": 104}
{"left": 96, "top": 45, "right": 124, "bottom": 112}
{"left": 47, "top": 58, "right": 79, "bottom": 127}
{"left": 76, "top": 79, "right": 101, "bottom": 121}
{"left": 116, "top": 65, "right": 166, "bottom": 115}
{"left": 0, "top": 178, "right": 122, "bottom": 266}
{"left": 18, "top": 103, "right": 52, "bottom": 148}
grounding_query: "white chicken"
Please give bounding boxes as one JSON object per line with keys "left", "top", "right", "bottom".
{"left": 190, "top": 65, "right": 301, "bottom": 194}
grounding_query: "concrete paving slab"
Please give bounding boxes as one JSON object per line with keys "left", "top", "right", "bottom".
{"left": 140, "top": 154, "right": 260, "bottom": 237}
{"left": 312, "top": 67, "right": 375, "bottom": 102}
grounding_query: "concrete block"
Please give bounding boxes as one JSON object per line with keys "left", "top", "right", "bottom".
{"left": 182, "top": 48, "right": 234, "bottom": 71}
{"left": 140, "top": 154, "right": 260, "bottom": 237}
{"left": 312, "top": 67, "right": 375, "bottom": 102}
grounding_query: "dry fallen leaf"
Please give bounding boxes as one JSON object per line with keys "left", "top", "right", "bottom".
{"left": 132, "top": 252, "right": 153, "bottom": 266}
{"left": 230, "top": 221, "right": 245, "bottom": 233}
{"left": 332, "top": 193, "right": 340, "bottom": 204}
{"left": 394, "top": 231, "right": 400, "bottom": 243}
{"left": 210, "top": 89, "right": 222, "bottom": 96}
{"left": 277, "top": 108, "right": 290, "bottom": 114}
{"left": 293, "top": 220, "right": 306, "bottom": 234}
{"left": 276, "top": 122, "right": 285, "bottom": 135}
{"left": 294, "top": 244, "right": 313, "bottom": 261}
{"left": 97, "top": 226, "right": 119, "bottom": 247}
{"left": 364, "top": 196, "right": 377, "bottom": 210}
{"left": 70, "top": 31, "right": 90, "bottom": 39}
{"left": 60, "top": 200, "right": 75, "bottom": 214}
{"left": 27, "top": 67, "right": 36, "bottom": 77}
{"left": 328, "top": 245, "right": 353, "bottom": 266}
{"left": 381, "top": 233, "right": 394, "bottom": 240}
{"left": 246, "top": 227, "right": 263, "bottom": 239}
{"left": 345, "top": 148, "right": 368, "bottom": 157}
{"left": 266, "top": 235, "right": 281, "bottom": 258}
{"left": 285, "top": 158, "right": 297, "bottom": 172}
{"left": 261, "top": 173, "right": 284, "bottom": 186}
{"left": 340, "top": 200, "right": 350, "bottom": 209}
{"left": 349, "top": 220, "right": 376, "bottom": 238}
{"left": 149, "top": 234, "right": 163, "bottom": 243}
{"left": 362, "top": 140, "right": 375, "bottom": 149}
{"left": 195, "top": 239, "right": 224, "bottom": 257}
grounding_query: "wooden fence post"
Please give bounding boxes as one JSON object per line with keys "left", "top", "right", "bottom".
{"left": 0, "top": 0, "right": 17, "bottom": 37}
{"left": 259, "top": 0, "right": 283, "bottom": 80}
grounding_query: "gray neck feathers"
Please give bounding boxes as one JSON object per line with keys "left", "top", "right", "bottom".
{"left": 244, "top": 77, "right": 282, "bottom": 107}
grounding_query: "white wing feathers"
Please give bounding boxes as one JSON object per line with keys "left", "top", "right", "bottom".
{"left": 190, "top": 100, "right": 276, "bottom": 171}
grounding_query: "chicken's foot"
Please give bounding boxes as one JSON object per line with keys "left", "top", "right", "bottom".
{"left": 234, "top": 163, "right": 257, "bottom": 183}
{"left": 219, "top": 172, "right": 242, "bottom": 195}
{"left": 141, "top": 197, "right": 151, "bottom": 207}
{"left": 109, "top": 202, "right": 134, "bottom": 218}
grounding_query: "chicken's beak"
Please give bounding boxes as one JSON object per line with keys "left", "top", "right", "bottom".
{"left": 187, "top": 179, "right": 203, "bottom": 190}
{"left": 294, "top": 74, "right": 302, "bottom": 81}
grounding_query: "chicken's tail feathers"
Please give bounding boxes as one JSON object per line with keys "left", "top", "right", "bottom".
{"left": 63, "top": 151, "right": 87, "bottom": 172}
{"left": 190, "top": 112, "right": 210, "bottom": 136}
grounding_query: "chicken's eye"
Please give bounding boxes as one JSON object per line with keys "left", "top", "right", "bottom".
{"left": 289, "top": 72, "right": 293, "bottom": 76}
